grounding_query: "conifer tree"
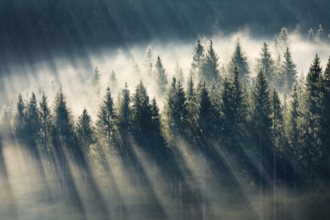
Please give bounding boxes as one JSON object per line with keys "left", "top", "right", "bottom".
{"left": 303, "top": 55, "right": 324, "bottom": 177}
{"left": 155, "top": 56, "right": 168, "bottom": 94}
{"left": 131, "top": 81, "right": 153, "bottom": 136}
{"left": 26, "top": 93, "right": 42, "bottom": 148}
{"left": 96, "top": 87, "right": 117, "bottom": 144}
{"left": 229, "top": 39, "right": 249, "bottom": 80}
{"left": 271, "top": 89, "right": 284, "bottom": 149}
{"left": 118, "top": 83, "right": 131, "bottom": 135}
{"left": 256, "top": 43, "right": 276, "bottom": 85}
{"left": 53, "top": 88, "right": 76, "bottom": 148}
{"left": 281, "top": 47, "right": 297, "bottom": 92}
{"left": 15, "top": 93, "right": 27, "bottom": 141}
{"left": 191, "top": 38, "right": 205, "bottom": 80}
{"left": 203, "top": 40, "right": 220, "bottom": 84}
{"left": 165, "top": 78, "right": 188, "bottom": 137}
{"left": 144, "top": 47, "right": 153, "bottom": 76}
{"left": 251, "top": 71, "right": 272, "bottom": 158}
{"left": 39, "top": 93, "right": 53, "bottom": 151}
{"left": 186, "top": 76, "right": 199, "bottom": 139}
{"left": 109, "top": 70, "right": 118, "bottom": 90}
{"left": 322, "top": 57, "right": 330, "bottom": 165}
{"left": 77, "top": 108, "right": 96, "bottom": 149}
{"left": 198, "top": 82, "right": 213, "bottom": 137}
{"left": 233, "top": 67, "right": 248, "bottom": 134}
{"left": 221, "top": 78, "right": 235, "bottom": 141}
{"left": 287, "top": 84, "right": 300, "bottom": 150}
{"left": 175, "top": 62, "right": 184, "bottom": 84}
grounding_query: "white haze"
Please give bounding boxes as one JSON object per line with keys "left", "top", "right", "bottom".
{"left": 1, "top": 30, "right": 330, "bottom": 119}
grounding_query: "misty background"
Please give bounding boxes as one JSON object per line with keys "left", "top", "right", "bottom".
{"left": 1, "top": 0, "right": 330, "bottom": 69}
{"left": 1, "top": 1, "right": 330, "bottom": 220}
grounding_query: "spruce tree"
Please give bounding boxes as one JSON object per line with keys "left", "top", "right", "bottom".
{"left": 109, "top": 70, "right": 118, "bottom": 90}
{"left": 155, "top": 56, "right": 168, "bottom": 95}
{"left": 165, "top": 78, "right": 188, "bottom": 137}
{"left": 251, "top": 71, "right": 272, "bottom": 159}
{"left": 271, "top": 89, "right": 284, "bottom": 149}
{"left": 198, "top": 82, "right": 213, "bottom": 137}
{"left": 221, "top": 78, "right": 235, "bottom": 142}
{"left": 287, "top": 84, "right": 300, "bottom": 150}
{"left": 53, "top": 88, "right": 76, "bottom": 148}
{"left": 144, "top": 47, "right": 153, "bottom": 76}
{"left": 77, "top": 108, "right": 96, "bottom": 149}
{"left": 281, "top": 47, "right": 297, "bottom": 92}
{"left": 191, "top": 38, "right": 205, "bottom": 80}
{"left": 256, "top": 43, "right": 276, "bottom": 85}
{"left": 175, "top": 62, "right": 184, "bottom": 84}
{"left": 186, "top": 76, "right": 199, "bottom": 139}
{"left": 93, "top": 66, "right": 100, "bottom": 85}
{"left": 39, "top": 93, "right": 53, "bottom": 151}
{"left": 233, "top": 67, "right": 248, "bottom": 135}
{"left": 26, "top": 93, "right": 42, "bottom": 148}
{"left": 118, "top": 83, "right": 131, "bottom": 135}
{"left": 203, "top": 40, "right": 220, "bottom": 84}
{"left": 96, "top": 87, "right": 117, "bottom": 144}
{"left": 15, "top": 93, "right": 27, "bottom": 141}
{"left": 321, "top": 57, "right": 330, "bottom": 174}
{"left": 304, "top": 55, "right": 324, "bottom": 177}
{"left": 131, "top": 81, "right": 153, "bottom": 136}
{"left": 229, "top": 39, "right": 250, "bottom": 80}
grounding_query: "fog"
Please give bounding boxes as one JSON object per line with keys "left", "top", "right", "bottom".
{"left": 1, "top": 29, "right": 329, "bottom": 117}
{"left": 0, "top": 29, "right": 330, "bottom": 219}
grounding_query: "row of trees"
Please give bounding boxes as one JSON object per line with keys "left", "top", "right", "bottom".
{"left": 144, "top": 37, "right": 297, "bottom": 99}
{"left": 4, "top": 39, "right": 330, "bottom": 188}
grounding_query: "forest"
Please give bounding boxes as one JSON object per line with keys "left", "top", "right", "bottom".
{"left": 0, "top": 33, "right": 330, "bottom": 219}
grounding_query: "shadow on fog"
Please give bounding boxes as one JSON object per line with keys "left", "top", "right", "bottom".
{"left": 1, "top": 125, "right": 330, "bottom": 220}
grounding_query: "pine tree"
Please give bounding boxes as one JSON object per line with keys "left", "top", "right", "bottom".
{"left": 155, "top": 56, "right": 168, "bottom": 94}
{"left": 165, "top": 78, "right": 188, "bottom": 138}
{"left": 53, "top": 88, "right": 76, "bottom": 148}
{"left": 15, "top": 93, "right": 27, "bottom": 141}
{"left": 39, "top": 93, "right": 53, "bottom": 151}
{"left": 151, "top": 98, "right": 161, "bottom": 135}
{"left": 26, "top": 93, "right": 42, "bottom": 148}
{"left": 287, "top": 84, "right": 300, "bottom": 150}
{"left": 221, "top": 78, "right": 235, "bottom": 142}
{"left": 198, "top": 82, "right": 213, "bottom": 137}
{"left": 281, "top": 47, "right": 297, "bottom": 92}
{"left": 77, "top": 108, "right": 96, "bottom": 149}
{"left": 233, "top": 67, "right": 248, "bottom": 133}
{"left": 275, "top": 27, "right": 290, "bottom": 53}
{"left": 203, "top": 40, "right": 220, "bottom": 84}
{"left": 186, "top": 76, "right": 199, "bottom": 139}
{"left": 221, "top": 69, "right": 247, "bottom": 144}
{"left": 191, "top": 38, "right": 205, "bottom": 80}
{"left": 131, "top": 81, "right": 153, "bottom": 136}
{"left": 118, "top": 83, "right": 131, "bottom": 135}
{"left": 251, "top": 71, "right": 272, "bottom": 158}
{"left": 304, "top": 55, "right": 324, "bottom": 177}
{"left": 175, "top": 62, "right": 184, "bottom": 84}
{"left": 150, "top": 98, "right": 165, "bottom": 151}
{"left": 109, "top": 70, "right": 118, "bottom": 89}
{"left": 271, "top": 89, "right": 284, "bottom": 149}
{"left": 256, "top": 43, "right": 276, "bottom": 85}
{"left": 144, "top": 47, "right": 153, "bottom": 76}
{"left": 229, "top": 39, "right": 250, "bottom": 80}
{"left": 321, "top": 57, "right": 330, "bottom": 174}
{"left": 307, "top": 28, "right": 314, "bottom": 41}
{"left": 96, "top": 87, "right": 117, "bottom": 144}
{"left": 315, "top": 24, "right": 324, "bottom": 42}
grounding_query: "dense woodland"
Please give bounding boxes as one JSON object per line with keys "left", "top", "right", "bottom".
{"left": 1, "top": 37, "right": 330, "bottom": 219}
